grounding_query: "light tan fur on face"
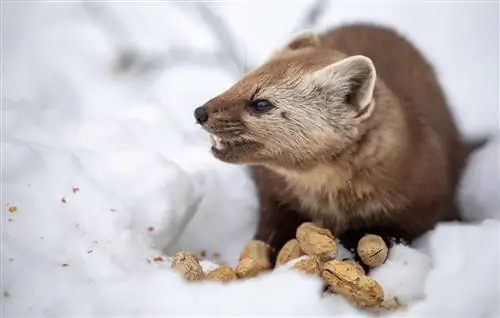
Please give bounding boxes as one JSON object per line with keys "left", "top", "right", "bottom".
{"left": 206, "top": 34, "right": 381, "bottom": 169}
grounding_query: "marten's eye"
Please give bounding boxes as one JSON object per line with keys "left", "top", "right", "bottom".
{"left": 247, "top": 99, "right": 275, "bottom": 115}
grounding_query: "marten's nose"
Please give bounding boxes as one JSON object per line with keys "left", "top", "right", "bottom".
{"left": 194, "top": 106, "right": 209, "bottom": 124}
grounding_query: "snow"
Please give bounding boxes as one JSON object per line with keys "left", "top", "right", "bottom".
{"left": 2, "top": 1, "right": 499, "bottom": 317}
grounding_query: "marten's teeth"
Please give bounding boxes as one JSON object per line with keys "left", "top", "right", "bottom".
{"left": 210, "top": 135, "right": 225, "bottom": 150}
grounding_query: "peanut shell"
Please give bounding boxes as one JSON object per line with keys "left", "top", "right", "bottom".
{"left": 235, "top": 240, "right": 271, "bottom": 278}
{"left": 344, "top": 260, "right": 366, "bottom": 275}
{"left": 322, "top": 260, "right": 384, "bottom": 307}
{"left": 292, "top": 258, "right": 322, "bottom": 276}
{"left": 206, "top": 265, "right": 237, "bottom": 282}
{"left": 171, "top": 251, "right": 205, "bottom": 281}
{"left": 239, "top": 240, "right": 271, "bottom": 260}
{"left": 297, "top": 222, "right": 334, "bottom": 238}
{"left": 357, "top": 234, "right": 388, "bottom": 268}
{"left": 235, "top": 258, "right": 270, "bottom": 278}
{"left": 296, "top": 222, "right": 337, "bottom": 262}
{"left": 276, "top": 239, "right": 303, "bottom": 266}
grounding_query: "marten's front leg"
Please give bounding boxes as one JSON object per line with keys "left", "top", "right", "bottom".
{"left": 253, "top": 199, "right": 310, "bottom": 267}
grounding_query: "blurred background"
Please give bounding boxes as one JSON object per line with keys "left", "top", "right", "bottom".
{"left": 3, "top": 0, "right": 498, "bottom": 137}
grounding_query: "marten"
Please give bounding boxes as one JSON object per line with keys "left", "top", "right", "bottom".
{"left": 194, "top": 23, "right": 485, "bottom": 269}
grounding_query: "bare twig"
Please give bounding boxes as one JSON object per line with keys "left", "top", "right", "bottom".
{"left": 82, "top": 2, "right": 250, "bottom": 79}
{"left": 114, "top": 47, "right": 222, "bottom": 76}
{"left": 130, "top": 3, "right": 250, "bottom": 78}
{"left": 189, "top": 3, "right": 250, "bottom": 75}
{"left": 292, "top": 0, "right": 330, "bottom": 32}
{"left": 82, "top": 1, "right": 330, "bottom": 80}
{"left": 119, "top": 3, "right": 251, "bottom": 78}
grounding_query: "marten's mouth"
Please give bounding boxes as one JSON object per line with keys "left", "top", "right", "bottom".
{"left": 209, "top": 134, "right": 260, "bottom": 162}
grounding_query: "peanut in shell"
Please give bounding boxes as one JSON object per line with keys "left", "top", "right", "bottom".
{"left": 291, "top": 258, "right": 322, "bottom": 276}
{"left": 207, "top": 265, "right": 238, "bottom": 282}
{"left": 296, "top": 222, "right": 337, "bottom": 262}
{"left": 322, "top": 260, "right": 384, "bottom": 307}
{"left": 276, "top": 239, "right": 304, "bottom": 266}
{"left": 357, "top": 234, "right": 388, "bottom": 268}
{"left": 171, "top": 251, "right": 205, "bottom": 281}
{"left": 235, "top": 240, "right": 271, "bottom": 278}
{"left": 343, "top": 260, "right": 366, "bottom": 275}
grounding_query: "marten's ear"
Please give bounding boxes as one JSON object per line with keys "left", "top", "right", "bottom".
{"left": 275, "top": 30, "right": 320, "bottom": 54}
{"left": 310, "top": 55, "right": 377, "bottom": 120}
{"left": 283, "top": 30, "right": 320, "bottom": 51}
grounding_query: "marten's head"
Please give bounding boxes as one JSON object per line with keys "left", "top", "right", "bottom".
{"left": 194, "top": 31, "right": 378, "bottom": 169}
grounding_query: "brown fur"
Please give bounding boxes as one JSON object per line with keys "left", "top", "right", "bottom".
{"left": 195, "top": 23, "right": 482, "bottom": 265}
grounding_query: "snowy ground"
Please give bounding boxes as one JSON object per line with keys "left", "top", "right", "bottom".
{"left": 2, "top": 1, "right": 499, "bottom": 317}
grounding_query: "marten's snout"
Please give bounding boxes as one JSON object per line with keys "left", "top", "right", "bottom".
{"left": 194, "top": 106, "right": 209, "bottom": 124}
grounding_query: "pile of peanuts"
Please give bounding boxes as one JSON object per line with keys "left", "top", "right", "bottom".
{"left": 169, "top": 222, "right": 404, "bottom": 310}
